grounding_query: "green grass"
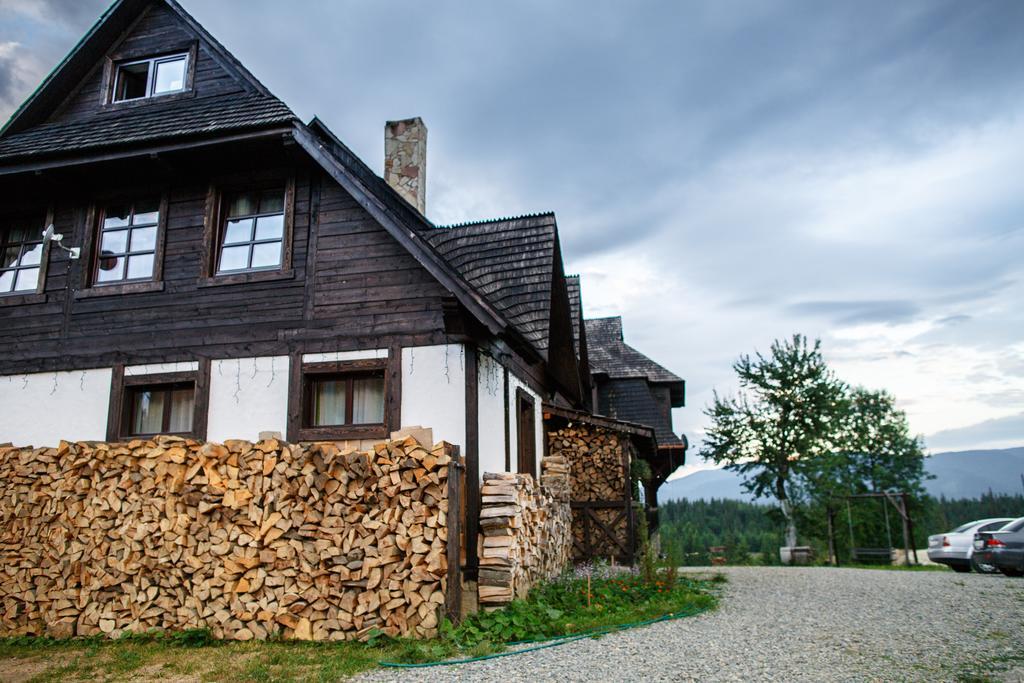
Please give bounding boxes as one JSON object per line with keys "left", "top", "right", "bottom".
{"left": 0, "top": 572, "right": 719, "bottom": 681}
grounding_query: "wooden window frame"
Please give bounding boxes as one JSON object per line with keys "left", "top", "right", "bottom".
{"left": 100, "top": 42, "right": 198, "bottom": 109}
{"left": 291, "top": 358, "right": 390, "bottom": 441}
{"left": 200, "top": 176, "right": 296, "bottom": 286}
{"left": 106, "top": 361, "right": 210, "bottom": 441}
{"left": 516, "top": 388, "right": 537, "bottom": 479}
{"left": 0, "top": 207, "right": 53, "bottom": 304}
{"left": 79, "top": 193, "right": 168, "bottom": 297}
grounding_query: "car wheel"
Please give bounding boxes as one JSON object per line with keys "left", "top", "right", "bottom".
{"left": 951, "top": 564, "right": 971, "bottom": 573}
{"left": 971, "top": 554, "right": 1000, "bottom": 574}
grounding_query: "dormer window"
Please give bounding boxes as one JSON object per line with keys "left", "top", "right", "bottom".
{"left": 112, "top": 53, "right": 188, "bottom": 102}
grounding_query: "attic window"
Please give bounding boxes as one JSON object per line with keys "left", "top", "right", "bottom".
{"left": 112, "top": 53, "right": 188, "bottom": 102}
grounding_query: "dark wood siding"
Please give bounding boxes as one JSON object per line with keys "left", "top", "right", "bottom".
{"left": 311, "top": 181, "right": 448, "bottom": 333}
{"left": 0, "top": 158, "right": 453, "bottom": 376}
{"left": 48, "top": 4, "right": 247, "bottom": 125}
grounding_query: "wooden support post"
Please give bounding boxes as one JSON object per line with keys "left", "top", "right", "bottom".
{"left": 464, "top": 345, "right": 480, "bottom": 580}
{"left": 827, "top": 505, "right": 839, "bottom": 567}
{"left": 445, "top": 446, "right": 464, "bottom": 623}
{"left": 901, "top": 493, "right": 917, "bottom": 566}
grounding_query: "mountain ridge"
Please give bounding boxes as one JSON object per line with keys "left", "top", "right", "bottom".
{"left": 661, "top": 446, "right": 1024, "bottom": 502}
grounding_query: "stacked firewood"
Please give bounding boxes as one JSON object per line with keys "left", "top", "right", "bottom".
{"left": 0, "top": 435, "right": 454, "bottom": 641}
{"left": 477, "top": 457, "right": 571, "bottom": 607}
{"left": 548, "top": 425, "right": 628, "bottom": 502}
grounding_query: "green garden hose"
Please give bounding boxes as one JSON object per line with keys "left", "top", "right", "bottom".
{"left": 378, "top": 605, "right": 712, "bottom": 669}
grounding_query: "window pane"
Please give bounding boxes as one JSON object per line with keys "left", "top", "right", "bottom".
{"left": 168, "top": 387, "right": 194, "bottom": 432}
{"left": 115, "top": 62, "right": 149, "bottom": 101}
{"left": 223, "top": 219, "right": 253, "bottom": 245}
{"left": 131, "top": 389, "right": 165, "bottom": 434}
{"left": 130, "top": 226, "right": 157, "bottom": 252}
{"left": 0, "top": 270, "right": 13, "bottom": 293}
{"left": 96, "top": 255, "right": 125, "bottom": 282}
{"left": 104, "top": 206, "right": 131, "bottom": 229}
{"left": 1, "top": 246, "right": 20, "bottom": 269}
{"left": 250, "top": 241, "right": 282, "bottom": 269}
{"left": 218, "top": 245, "right": 249, "bottom": 272}
{"left": 352, "top": 376, "right": 385, "bottom": 424}
{"left": 133, "top": 200, "right": 160, "bottom": 225}
{"left": 13, "top": 268, "right": 39, "bottom": 292}
{"left": 227, "top": 193, "right": 258, "bottom": 218}
{"left": 313, "top": 379, "right": 347, "bottom": 426}
{"left": 19, "top": 243, "right": 43, "bottom": 266}
{"left": 153, "top": 57, "right": 186, "bottom": 94}
{"left": 254, "top": 214, "right": 284, "bottom": 241}
{"left": 126, "top": 254, "right": 154, "bottom": 280}
{"left": 101, "top": 229, "right": 129, "bottom": 255}
{"left": 259, "top": 191, "right": 284, "bottom": 214}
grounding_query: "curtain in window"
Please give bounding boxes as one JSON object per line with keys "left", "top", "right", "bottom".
{"left": 168, "top": 387, "right": 195, "bottom": 432}
{"left": 132, "top": 390, "right": 164, "bottom": 434}
{"left": 352, "top": 376, "right": 385, "bottom": 424}
{"left": 314, "top": 379, "right": 347, "bottom": 426}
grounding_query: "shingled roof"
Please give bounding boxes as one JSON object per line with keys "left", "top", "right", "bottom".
{"left": 586, "top": 316, "right": 684, "bottom": 398}
{"left": 425, "top": 214, "right": 557, "bottom": 353}
{"left": 0, "top": 95, "right": 294, "bottom": 161}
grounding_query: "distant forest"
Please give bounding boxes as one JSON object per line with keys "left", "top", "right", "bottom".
{"left": 658, "top": 492, "right": 1024, "bottom": 565}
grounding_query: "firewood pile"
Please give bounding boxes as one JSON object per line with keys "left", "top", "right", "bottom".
{"left": 548, "top": 425, "right": 629, "bottom": 503}
{"left": 547, "top": 424, "right": 635, "bottom": 562}
{"left": 477, "top": 456, "right": 571, "bottom": 607}
{"left": 0, "top": 435, "right": 455, "bottom": 641}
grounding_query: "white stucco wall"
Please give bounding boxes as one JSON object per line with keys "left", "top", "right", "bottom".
{"left": 507, "top": 372, "right": 544, "bottom": 477}
{"left": 478, "top": 353, "right": 507, "bottom": 477}
{"left": 401, "top": 344, "right": 465, "bottom": 449}
{"left": 207, "top": 356, "right": 289, "bottom": 442}
{"left": 0, "top": 368, "right": 112, "bottom": 447}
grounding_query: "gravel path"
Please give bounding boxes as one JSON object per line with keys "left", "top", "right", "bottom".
{"left": 357, "top": 567, "right": 1024, "bottom": 682}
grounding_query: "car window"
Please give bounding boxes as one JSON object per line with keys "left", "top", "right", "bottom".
{"left": 1007, "top": 519, "right": 1024, "bottom": 532}
{"left": 980, "top": 521, "right": 1009, "bottom": 532}
{"left": 951, "top": 522, "right": 974, "bottom": 533}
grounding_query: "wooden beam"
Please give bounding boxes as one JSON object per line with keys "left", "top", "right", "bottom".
{"left": 445, "top": 446, "right": 464, "bottom": 623}
{"left": 463, "top": 345, "right": 480, "bottom": 580}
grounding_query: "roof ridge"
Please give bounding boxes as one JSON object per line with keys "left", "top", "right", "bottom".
{"left": 436, "top": 211, "right": 555, "bottom": 230}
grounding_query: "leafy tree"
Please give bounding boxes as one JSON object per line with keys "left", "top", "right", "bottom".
{"left": 807, "top": 387, "right": 929, "bottom": 500}
{"left": 700, "top": 335, "right": 848, "bottom": 547}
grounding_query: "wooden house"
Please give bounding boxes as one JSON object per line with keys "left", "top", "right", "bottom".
{"left": 0, "top": 0, "right": 687, "bottom": 565}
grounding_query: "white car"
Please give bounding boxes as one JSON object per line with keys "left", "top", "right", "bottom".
{"left": 928, "top": 518, "right": 1014, "bottom": 573}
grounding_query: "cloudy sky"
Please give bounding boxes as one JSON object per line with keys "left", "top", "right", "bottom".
{"left": 2, "top": 0, "right": 1022, "bottom": 471}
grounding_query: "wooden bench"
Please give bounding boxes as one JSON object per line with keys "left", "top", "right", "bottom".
{"left": 852, "top": 547, "right": 893, "bottom": 564}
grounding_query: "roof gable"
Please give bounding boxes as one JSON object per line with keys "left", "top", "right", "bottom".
{"left": 585, "top": 315, "right": 685, "bottom": 405}
{"left": 0, "top": 0, "right": 293, "bottom": 161}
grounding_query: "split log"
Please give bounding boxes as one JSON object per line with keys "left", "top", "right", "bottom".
{"left": 0, "top": 435, "right": 456, "bottom": 641}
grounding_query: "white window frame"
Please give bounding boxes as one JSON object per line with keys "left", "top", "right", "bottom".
{"left": 112, "top": 53, "right": 189, "bottom": 103}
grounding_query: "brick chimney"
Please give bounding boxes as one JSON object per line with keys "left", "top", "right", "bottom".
{"left": 384, "top": 117, "right": 427, "bottom": 214}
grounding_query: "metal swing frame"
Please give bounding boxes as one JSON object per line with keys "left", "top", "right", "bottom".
{"left": 825, "top": 492, "right": 919, "bottom": 567}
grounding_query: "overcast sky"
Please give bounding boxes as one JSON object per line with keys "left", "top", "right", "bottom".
{"left": 2, "top": 0, "right": 1022, "bottom": 472}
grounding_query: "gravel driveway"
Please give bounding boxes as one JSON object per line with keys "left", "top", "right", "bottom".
{"left": 358, "top": 567, "right": 1024, "bottom": 682}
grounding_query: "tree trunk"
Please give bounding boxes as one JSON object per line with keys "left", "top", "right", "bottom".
{"left": 780, "top": 498, "right": 798, "bottom": 547}
{"left": 776, "top": 472, "right": 798, "bottom": 547}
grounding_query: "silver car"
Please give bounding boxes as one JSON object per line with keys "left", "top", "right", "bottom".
{"left": 928, "top": 518, "right": 1014, "bottom": 573}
